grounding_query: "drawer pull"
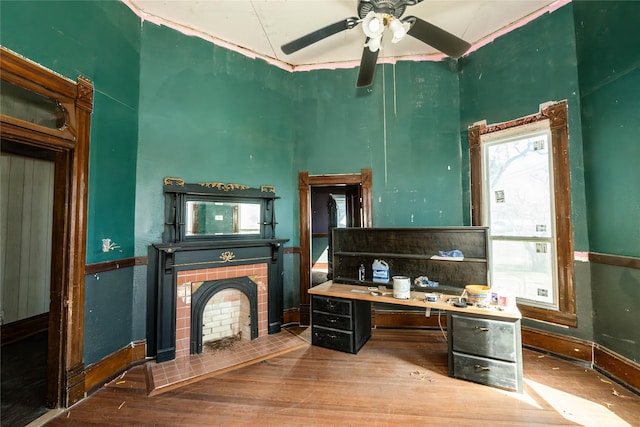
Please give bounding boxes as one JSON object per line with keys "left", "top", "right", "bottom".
{"left": 474, "top": 326, "right": 490, "bottom": 332}
{"left": 474, "top": 364, "right": 491, "bottom": 371}
{"left": 327, "top": 319, "right": 337, "bottom": 323}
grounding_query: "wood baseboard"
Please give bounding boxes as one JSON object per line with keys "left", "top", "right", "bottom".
{"left": 594, "top": 345, "right": 640, "bottom": 393}
{"left": 1, "top": 312, "right": 49, "bottom": 345}
{"left": 521, "top": 326, "right": 592, "bottom": 363}
{"left": 282, "top": 308, "right": 300, "bottom": 325}
{"left": 84, "top": 340, "right": 147, "bottom": 393}
{"left": 522, "top": 326, "right": 640, "bottom": 393}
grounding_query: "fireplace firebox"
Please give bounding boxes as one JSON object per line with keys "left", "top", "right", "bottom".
{"left": 190, "top": 277, "right": 258, "bottom": 354}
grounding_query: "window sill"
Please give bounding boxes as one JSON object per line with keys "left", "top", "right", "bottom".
{"left": 518, "top": 304, "right": 577, "bottom": 328}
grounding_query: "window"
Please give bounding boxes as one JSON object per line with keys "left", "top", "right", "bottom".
{"left": 469, "top": 101, "right": 577, "bottom": 326}
{"left": 332, "top": 194, "right": 348, "bottom": 228}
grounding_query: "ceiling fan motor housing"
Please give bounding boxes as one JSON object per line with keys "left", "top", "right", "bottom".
{"left": 357, "top": 0, "right": 423, "bottom": 19}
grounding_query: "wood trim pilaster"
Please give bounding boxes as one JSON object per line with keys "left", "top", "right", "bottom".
{"left": 468, "top": 123, "right": 484, "bottom": 227}
{"left": 298, "top": 171, "right": 311, "bottom": 325}
{"left": 543, "top": 101, "right": 575, "bottom": 316}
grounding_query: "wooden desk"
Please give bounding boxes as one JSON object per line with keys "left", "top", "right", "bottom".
{"left": 309, "top": 281, "right": 521, "bottom": 320}
{"left": 309, "top": 281, "right": 523, "bottom": 392}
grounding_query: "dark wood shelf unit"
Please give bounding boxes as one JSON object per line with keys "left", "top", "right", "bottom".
{"left": 331, "top": 227, "right": 489, "bottom": 291}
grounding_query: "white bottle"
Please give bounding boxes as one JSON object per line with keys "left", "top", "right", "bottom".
{"left": 358, "top": 264, "right": 365, "bottom": 281}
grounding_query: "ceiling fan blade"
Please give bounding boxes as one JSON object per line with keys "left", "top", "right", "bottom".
{"left": 404, "top": 16, "right": 471, "bottom": 59}
{"left": 356, "top": 42, "right": 380, "bottom": 88}
{"left": 281, "top": 17, "right": 360, "bottom": 55}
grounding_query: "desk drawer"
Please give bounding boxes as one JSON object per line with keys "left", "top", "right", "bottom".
{"left": 312, "top": 326, "right": 354, "bottom": 353}
{"left": 451, "top": 351, "right": 520, "bottom": 391}
{"left": 312, "top": 296, "right": 352, "bottom": 316}
{"left": 313, "top": 311, "right": 352, "bottom": 330}
{"left": 450, "top": 314, "right": 518, "bottom": 362}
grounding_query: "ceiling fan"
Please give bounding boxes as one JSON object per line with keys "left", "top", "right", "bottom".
{"left": 281, "top": 0, "right": 471, "bottom": 88}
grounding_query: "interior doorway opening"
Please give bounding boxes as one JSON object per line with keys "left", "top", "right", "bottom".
{"left": 310, "top": 186, "right": 360, "bottom": 287}
{"left": 298, "top": 169, "right": 372, "bottom": 325}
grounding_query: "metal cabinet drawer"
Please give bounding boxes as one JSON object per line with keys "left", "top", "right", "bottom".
{"left": 450, "top": 314, "right": 518, "bottom": 362}
{"left": 451, "top": 351, "right": 521, "bottom": 391}
{"left": 312, "top": 326, "right": 354, "bottom": 353}
{"left": 313, "top": 311, "right": 352, "bottom": 330}
{"left": 312, "top": 296, "right": 352, "bottom": 316}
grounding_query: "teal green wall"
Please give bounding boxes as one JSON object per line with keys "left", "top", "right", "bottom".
{"left": 135, "top": 23, "right": 295, "bottom": 254}
{"left": 574, "top": 1, "right": 640, "bottom": 257}
{"left": 574, "top": 1, "right": 640, "bottom": 362}
{"left": 0, "top": 0, "right": 140, "bottom": 364}
{"left": 458, "top": 4, "right": 595, "bottom": 342}
{"left": 293, "top": 60, "right": 464, "bottom": 227}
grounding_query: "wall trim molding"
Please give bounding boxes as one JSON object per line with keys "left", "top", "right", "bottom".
{"left": 81, "top": 251, "right": 637, "bottom": 276}
{"left": 589, "top": 252, "right": 640, "bottom": 270}
{"left": 84, "top": 340, "right": 147, "bottom": 394}
{"left": 84, "top": 256, "right": 148, "bottom": 275}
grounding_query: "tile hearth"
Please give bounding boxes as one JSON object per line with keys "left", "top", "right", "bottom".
{"left": 145, "top": 329, "right": 309, "bottom": 396}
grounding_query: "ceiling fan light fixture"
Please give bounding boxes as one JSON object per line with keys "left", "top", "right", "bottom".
{"left": 365, "top": 35, "right": 382, "bottom": 52}
{"left": 390, "top": 20, "right": 410, "bottom": 43}
{"left": 362, "top": 11, "right": 385, "bottom": 38}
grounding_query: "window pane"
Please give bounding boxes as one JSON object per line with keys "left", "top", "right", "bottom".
{"left": 486, "top": 135, "right": 552, "bottom": 238}
{"left": 491, "top": 239, "right": 556, "bottom": 307}
{"left": 0, "top": 80, "right": 66, "bottom": 129}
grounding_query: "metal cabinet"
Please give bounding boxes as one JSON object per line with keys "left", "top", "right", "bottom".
{"left": 447, "top": 312, "right": 523, "bottom": 392}
{"left": 311, "top": 295, "right": 371, "bottom": 354}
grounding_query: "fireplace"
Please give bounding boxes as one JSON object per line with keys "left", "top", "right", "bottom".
{"left": 147, "top": 240, "right": 287, "bottom": 362}
{"left": 147, "top": 178, "right": 288, "bottom": 363}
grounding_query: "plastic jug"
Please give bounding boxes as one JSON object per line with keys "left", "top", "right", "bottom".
{"left": 372, "top": 259, "right": 389, "bottom": 283}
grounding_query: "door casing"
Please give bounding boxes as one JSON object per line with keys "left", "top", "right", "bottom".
{"left": 0, "top": 47, "right": 93, "bottom": 407}
{"left": 298, "top": 169, "right": 372, "bottom": 325}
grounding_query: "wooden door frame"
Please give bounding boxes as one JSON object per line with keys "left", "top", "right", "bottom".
{"left": 1, "top": 47, "right": 93, "bottom": 407}
{"left": 298, "top": 169, "right": 372, "bottom": 325}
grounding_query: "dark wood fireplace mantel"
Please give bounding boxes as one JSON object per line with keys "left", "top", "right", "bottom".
{"left": 147, "top": 238, "right": 288, "bottom": 363}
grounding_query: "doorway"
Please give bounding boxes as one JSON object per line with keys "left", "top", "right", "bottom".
{"left": 310, "top": 186, "right": 360, "bottom": 286}
{"left": 298, "top": 169, "right": 372, "bottom": 325}
{"left": 0, "top": 47, "right": 93, "bottom": 408}
{"left": 0, "top": 143, "right": 55, "bottom": 425}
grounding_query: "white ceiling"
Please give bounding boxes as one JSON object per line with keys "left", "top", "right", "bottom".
{"left": 126, "top": 0, "right": 561, "bottom": 69}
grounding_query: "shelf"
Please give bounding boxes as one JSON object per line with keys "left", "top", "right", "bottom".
{"left": 331, "top": 227, "right": 490, "bottom": 290}
{"left": 334, "top": 251, "right": 487, "bottom": 263}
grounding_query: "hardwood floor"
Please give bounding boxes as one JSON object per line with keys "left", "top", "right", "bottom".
{"left": 45, "top": 328, "right": 640, "bottom": 426}
{"left": 1, "top": 330, "right": 49, "bottom": 427}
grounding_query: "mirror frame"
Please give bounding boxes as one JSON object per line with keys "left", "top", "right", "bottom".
{"left": 162, "top": 177, "right": 278, "bottom": 243}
